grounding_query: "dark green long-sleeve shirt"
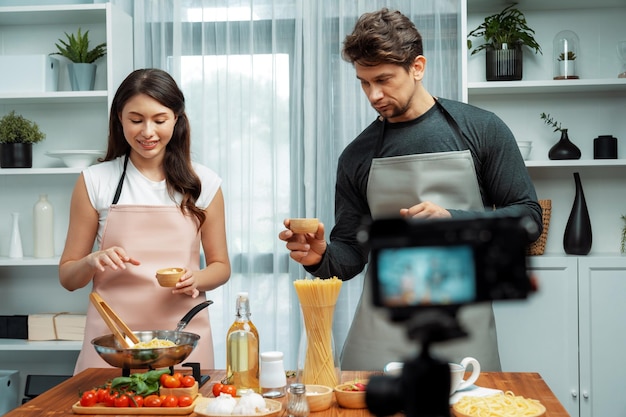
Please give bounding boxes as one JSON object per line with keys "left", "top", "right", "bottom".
{"left": 306, "top": 98, "right": 542, "bottom": 280}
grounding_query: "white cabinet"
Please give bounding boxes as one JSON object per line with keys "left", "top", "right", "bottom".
{"left": 466, "top": 1, "right": 626, "bottom": 416}
{"left": 494, "top": 257, "right": 626, "bottom": 417}
{"left": 0, "top": 2, "right": 133, "bottom": 396}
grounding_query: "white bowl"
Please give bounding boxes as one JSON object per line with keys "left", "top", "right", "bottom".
{"left": 46, "top": 150, "right": 105, "bottom": 168}
{"left": 516, "top": 141, "right": 532, "bottom": 160}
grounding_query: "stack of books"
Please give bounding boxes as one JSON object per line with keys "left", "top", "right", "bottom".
{"left": 28, "top": 313, "right": 86, "bottom": 341}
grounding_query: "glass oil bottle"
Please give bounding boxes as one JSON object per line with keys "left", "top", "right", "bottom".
{"left": 226, "top": 292, "right": 260, "bottom": 392}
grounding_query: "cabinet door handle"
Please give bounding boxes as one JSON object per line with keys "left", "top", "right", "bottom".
{"left": 582, "top": 391, "right": 590, "bottom": 399}
{"left": 571, "top": 390, "right": 578, "bottom": 398}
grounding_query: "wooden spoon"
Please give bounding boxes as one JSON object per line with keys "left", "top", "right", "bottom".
{"left": 89, "top": 292, "right": 140, "bottom": 348}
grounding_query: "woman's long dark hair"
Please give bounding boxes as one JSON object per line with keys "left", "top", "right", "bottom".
{"left": 105, "top": 68, "right": 205, "bottom": 228}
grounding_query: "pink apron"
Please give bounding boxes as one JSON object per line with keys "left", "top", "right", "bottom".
{"left": 74, "top": 160, "right": 214, "bottom": 374}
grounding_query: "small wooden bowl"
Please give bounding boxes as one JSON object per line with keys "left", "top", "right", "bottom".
{"left": 289, "top": 218, "right": 319, "bottom": 234}
{"left": 305, "top": 384, "right": 333, "bottom": 412}
{"left": 334, "top": 381, "right": 367, "bottom": 409}
{"left": 156, "top": 267, "right": 185, "bottom": 287}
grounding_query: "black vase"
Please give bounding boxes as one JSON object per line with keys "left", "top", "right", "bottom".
{"left": 563, "top": 172, "right": 592, "bottom": 255}
{"left": 0, "top": 143, "right": 33, "bottom": 168}
{"left": 549, "top": 129, "right": 581, "bottom": 160}
{"left": 486, "top": 43, "right": 523, "bottom": 81}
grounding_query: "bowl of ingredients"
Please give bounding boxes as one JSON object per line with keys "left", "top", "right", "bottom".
{"left": 334, "top": 380, "right": 367, "bottom": 409}
{"left": 156, "top": 267, "right": 185, "bottom": 287}
{"left": 305, "top": 384, "right": 333, "bottom": 412}
{"left": 289, "top": 218, "right": 319, "bottom": 234}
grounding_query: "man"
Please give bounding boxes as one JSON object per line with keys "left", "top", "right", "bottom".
{"left": 279, "top": 8, "right": 542, "bottom": 371}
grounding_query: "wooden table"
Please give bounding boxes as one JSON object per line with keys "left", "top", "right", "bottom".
{"left": 4, "top": 368, "right": 569, "bottom": 417}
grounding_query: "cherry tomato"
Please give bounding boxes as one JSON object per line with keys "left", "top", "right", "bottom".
{"left": 161, "top": 395, "right": 178, "bottom": 407}
{"left": 212, "top": 383, "right": 224, "bottom": 397}
{"left": 129, "top": 395, "right": 144, "bottom": 408}
{"left": 172, "top": 372, "right": 184, "bottom": 382}
{"left": 181, "top": 375, "right": 196, "bottom": 388}
{"left": 79, "top": 390, "right": 97, "bottom": 407}
{"left": 114, "top": 394, "right": 130, "bottom": 408}
{"left": 103, "top": 391, "right": 118, "bottom": 407}
{"left": 178, "top": 395, "right": 193, "bottom": 407}
{"left": 143, "top": 394, "right": 162, "bottom": 407}
{"left": 162, "top": 375, "right": 181, "bottom": 388}
{"left": 221, "top": 385, "right": 237, "bottom": 397}
{"left": 96, "top": 388, "right": 108, "bottom": 403}
{"left": 159, "top": 373, "right": 171, "bottom": 386}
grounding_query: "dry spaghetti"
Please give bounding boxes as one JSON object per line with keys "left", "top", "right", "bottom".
{"left": 453, "top": 391, "right": 546, "bottom": 417}
{"left": 294, "top": 277, "right": 342, "bottom": 388}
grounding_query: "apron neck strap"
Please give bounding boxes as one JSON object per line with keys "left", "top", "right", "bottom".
{"left": 374, "top": 98, "right": 469, "bottom": 157}
{"left": 112, "top": 153, "right": 130, "bottom": 205}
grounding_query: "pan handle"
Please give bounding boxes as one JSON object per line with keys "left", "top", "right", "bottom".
{"left": 175, "top": 300, "right": 214, "bottom": 332}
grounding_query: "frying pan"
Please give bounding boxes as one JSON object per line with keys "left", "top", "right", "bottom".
{"left": 91, "top": 300, "right": 213, "bottom": 369}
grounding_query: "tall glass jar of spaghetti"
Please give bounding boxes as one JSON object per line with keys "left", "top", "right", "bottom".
{"left": 294, "top": 277, "right": 342, "bottom": 388}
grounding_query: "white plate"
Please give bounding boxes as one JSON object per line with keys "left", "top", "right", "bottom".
{"left": 194, "top": 396, "right": 282, "bottom": 417}
{"left": 45, "top": 150, "right": 105, "bottom": 168}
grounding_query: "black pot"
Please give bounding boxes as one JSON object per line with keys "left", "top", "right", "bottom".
{"left": 593, "top": 135, "right": 618, "bottom": 159}
{"left": 486, "top": 43, "right": 523, "bottom": 81}
{"left": 0, "top": 143, "right": 33, "bottom": 168}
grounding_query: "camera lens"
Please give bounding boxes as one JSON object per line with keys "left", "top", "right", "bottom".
{"left": 366, "top": 374, "right": 404, "bottom": 416}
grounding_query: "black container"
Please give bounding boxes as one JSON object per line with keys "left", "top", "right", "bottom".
{"left": 486, "top": 44, "right": 523, "bottom": 81}
{"left": 593, "top": 135, "right": 618, "bottom": 159}
{"left": 0, "top": 143, "right": 33, "bottom": 168}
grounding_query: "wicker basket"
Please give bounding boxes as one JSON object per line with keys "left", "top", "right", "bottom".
{"left": 527, "top": 199, "right": 551, "bottom": 256}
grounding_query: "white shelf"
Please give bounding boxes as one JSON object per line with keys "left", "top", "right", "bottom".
{"left": 0, "top": 167, "right": 82, "bottom": 175}
{"left": 0, "top": 256, "right": 60, "bottom": 266}
{"left": 0, "top": 3, "right": 106, "bottom": 26}
{"left": 0, "top": 91, "right": 108, "bottom": 105}
{"left": 468, "top": 78, "right": 626, "bottom": 96}
{"left": 0, "top": 339, "right": 81, "bottom": 351}
{"left": 525, "top": 159, "right": 626, "bottom": 168}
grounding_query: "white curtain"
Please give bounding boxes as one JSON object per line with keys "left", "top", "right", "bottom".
{"left": 132, "top": 0, "right": 461, "bottom": 370}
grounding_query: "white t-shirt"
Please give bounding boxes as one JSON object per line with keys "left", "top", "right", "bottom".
{"left": 82, "top": 156, "right": 222, "bottom": 248}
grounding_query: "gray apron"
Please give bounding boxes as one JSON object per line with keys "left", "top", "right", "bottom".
{"left": 340, "top": 101, "right": 501, "bottom": 372}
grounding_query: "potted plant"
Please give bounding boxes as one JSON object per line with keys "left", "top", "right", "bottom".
{"left": 51, "top": 27, "right": 106, "bottom": 91}
{"left": 540, "top": 112, "right": 580, "bottom": 160}
{"left": 0, "top": 111, "right": 46, "bottom": 168}
{"left": 467, "top": 3, "right": 542, "bottom": 81}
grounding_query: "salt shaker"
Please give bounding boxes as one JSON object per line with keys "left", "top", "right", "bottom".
{"left": 287, "top": 383, "right": 309, "bottom": 417}
{"left": 259, "top": 351, "right": 287, "bottom": 398}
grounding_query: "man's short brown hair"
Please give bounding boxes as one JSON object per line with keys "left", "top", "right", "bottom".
{"left": 342, "top": 8, "right": 423, "bottom": 71}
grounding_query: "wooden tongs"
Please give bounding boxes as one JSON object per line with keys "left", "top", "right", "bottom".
{"left": 89, "top": 292, "right": 140, "bottom": 349}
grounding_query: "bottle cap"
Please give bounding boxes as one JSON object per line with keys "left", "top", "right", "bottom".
{"left": 289, "top": 383, "right": 306, "bottom": 394}
{"left": 261, "top": 351, "right": 283, "bottom": 361}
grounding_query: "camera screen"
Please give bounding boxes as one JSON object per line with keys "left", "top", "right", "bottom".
{"left": 377, "top": 245, "right": 476, "bottom": 307}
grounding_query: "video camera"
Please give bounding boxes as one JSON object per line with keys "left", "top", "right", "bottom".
{"left": 359, "top": 215, "right": 536, "bottom": 417}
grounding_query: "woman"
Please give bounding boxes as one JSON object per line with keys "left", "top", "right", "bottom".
{"left": 59, "top": 68, "right": 231, "bottom": 374}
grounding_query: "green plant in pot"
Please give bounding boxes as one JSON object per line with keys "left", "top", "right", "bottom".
{"left": 0, "top": 111, "right": 46, "bottom": 168}
{"left": 51, "top": 27, "right": 107, "bottom": 91}
{"left": 540, "top": 112, "right": 581, "bottom": 160}
{"left": 467, "top": 3, "right": 542, "bottom": 81}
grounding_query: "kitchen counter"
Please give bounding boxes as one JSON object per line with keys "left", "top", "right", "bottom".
{"left": 4, "top": 368, "right": 569, "bottom": 416}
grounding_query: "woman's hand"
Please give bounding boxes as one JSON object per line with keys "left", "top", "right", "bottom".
{"left": 173, "top": 269, "right": 200, "bottom": 298}
{"left": 279, "top": 219, "right": 327, "bottom": 266}
{"left": 87, "top": 246, "right": 141, "bottom": 272}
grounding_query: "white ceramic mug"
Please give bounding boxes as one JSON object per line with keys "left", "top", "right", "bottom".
{"left": 449, "top": 357, "right": 480, "bottom": 395}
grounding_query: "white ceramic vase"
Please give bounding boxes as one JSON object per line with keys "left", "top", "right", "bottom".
{"left": 9, "top": 212, "right": 23, "bottom": 258}
{"left": 33, "top": 194, "right": 54, "bottom": 258}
